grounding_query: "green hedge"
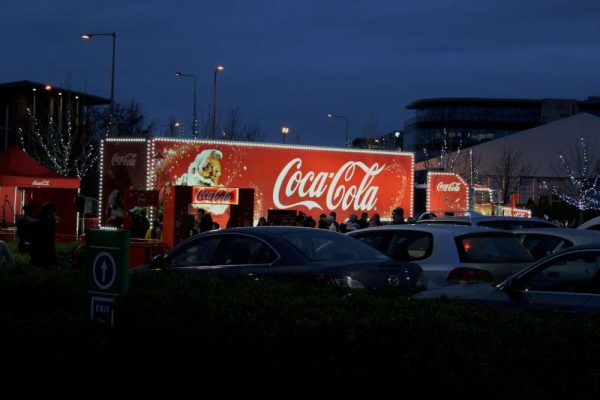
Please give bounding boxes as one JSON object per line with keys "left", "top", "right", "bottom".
{"left": 1, "top": 267, "right": 599, "bottom": 397}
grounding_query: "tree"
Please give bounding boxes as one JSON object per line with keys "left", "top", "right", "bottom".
{"left": 221, "top": 107, "right": 263, "bottom": 142}
{"left": 543, "top": 137, "right": 600, "bottom": 220}
{"left": 489, "top": 145, "right": 537, "bottom": 204}
{"left": 18, "top": 107, "right": 98, "bottom": 179}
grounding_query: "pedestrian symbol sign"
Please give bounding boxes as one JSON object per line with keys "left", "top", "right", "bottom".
{"left": 92, "top": 252, "right": 116, "bottom": 290}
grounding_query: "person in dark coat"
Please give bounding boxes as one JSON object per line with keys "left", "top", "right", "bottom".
{"left": 16, "top": 204, "right": 37, "bottom": 256}
{"left": 31, "top": 202, "right": 57, "bottom": 268}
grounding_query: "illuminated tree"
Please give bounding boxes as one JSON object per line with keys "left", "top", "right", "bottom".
{"left": 543, "top": 137, "right": 600, "bottom": 215}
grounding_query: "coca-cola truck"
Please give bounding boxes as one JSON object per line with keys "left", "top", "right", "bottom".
{"left": 99, "top": 138, "right": 415, "bottom": 227}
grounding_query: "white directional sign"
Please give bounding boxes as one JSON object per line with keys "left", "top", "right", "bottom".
{"left": 92, "top": 251, "right": 117, "bottom": 290}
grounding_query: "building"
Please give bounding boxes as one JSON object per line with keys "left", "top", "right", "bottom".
{"left": 0, "top": 80, "right": 110, "bottom": 151}
{"left": 404, "top": 97, "right": 600, "bottom": 160}
{"left": 416, "top": 113, "right": 600, "bottom": 205}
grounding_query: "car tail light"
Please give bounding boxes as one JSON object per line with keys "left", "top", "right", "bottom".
{"left": 447, "top": 267, "right": 492, "bottom": 284}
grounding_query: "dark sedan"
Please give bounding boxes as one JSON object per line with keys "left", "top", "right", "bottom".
{"left": 138, "top": 226, "right": 426, "bottom": 292}
{"left": 414, "top": 245, "right": 600, "bottom": 314}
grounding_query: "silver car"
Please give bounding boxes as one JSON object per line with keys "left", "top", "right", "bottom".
{"left": 414, "top": 245, "right": 600, "bottom": 314}
{"left": 415, "top": 212, "right": 558, "bottom": 230}
{"left": 348, "top": 225, "right": 533, "bottom": 289}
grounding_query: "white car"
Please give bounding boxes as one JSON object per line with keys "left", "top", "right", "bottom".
{"left": 513, "top": 227, "right": 600, "bottom": 260}
{"left": 348, "top": 225, "right": 533, "bottom": 289}
{"left": 577, "top": 216, "right": 600, "bottom": 231}
{"left": 415, "top": 212, "right": 558, "bottom": 230}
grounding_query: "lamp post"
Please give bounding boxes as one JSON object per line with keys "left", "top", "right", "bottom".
{"left": 175, "top": 72, "right": 198, "bottom": 138}
{"left": 82, "top": 32, "right": 116, "bottom": 135}
{"left": 81, "top": 32, "right": 116, "bottom": 108}
{"left": 327, "top": 112, "right": 349, "bottom": 148}
{"left": 212, "top": 65, "right": 224, "bottom": 139}
{"left": 281, "top": 126, "right": 290, "bottom": 144}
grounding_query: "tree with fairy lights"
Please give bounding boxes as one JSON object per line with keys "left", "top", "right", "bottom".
{"left": 543, "top": 137, "right": 600, "bottom": 222}
{"left": 18, "top": 106, "right": 100, "bottom": 179}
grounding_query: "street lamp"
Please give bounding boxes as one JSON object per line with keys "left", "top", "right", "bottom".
{"left": 327, "top": 112, "right": 349, "bottom": 148}
{"left": 81, "top": 32, "right": 116, "bottom": 108}
{"left": 175, "top": 72, "right": 198, "bottom": 138}
{"left": 281, "top": 126, "right": 290, "bottom": 144}
{"left": 212, "top": 64, "right": 224, "bottom": 139}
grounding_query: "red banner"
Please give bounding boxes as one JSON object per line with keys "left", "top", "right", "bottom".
{"left": 427, "top": 172, "right": 468, "bottom": 212}
{"left": 152, "top": 139, "right": 414, "bottom": 222}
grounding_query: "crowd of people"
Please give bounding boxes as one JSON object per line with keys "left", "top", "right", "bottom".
{"left": 256, "top": 207, "right": 406, "bottom": 232}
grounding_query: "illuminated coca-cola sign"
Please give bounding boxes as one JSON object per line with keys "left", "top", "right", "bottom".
{"left": 427, "top": 172, "right": 468, "bottom": 212}
{"left": 112, "top": 153, "right": 137, "bottom": 166}
{"left": 192, "top": 187, "right": 239, "bottom": 205}
{"left": 152, "top": 139, "right": 414, "bottom": 222}
{"left": 32, "top": 180, "right": 50, "bottom": 187}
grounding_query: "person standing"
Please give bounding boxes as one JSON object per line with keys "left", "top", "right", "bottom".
{"left": 16, "top": 204, "right": 37, "bottom": 257}
{"left": 31, "top": 202, "right": 57, "bottom": 268}
{"left": 0, "top": 240, "right": 15, "bottom": 266}
{"left": 390, "top": 207, "right": 406, "bottom": 224}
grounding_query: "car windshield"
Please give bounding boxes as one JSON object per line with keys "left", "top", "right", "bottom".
{"left": 456, "top": 233, "right": 534, "bottom": 263}
{"left": 279, "top": 230, "right": 390, "bottom": 262}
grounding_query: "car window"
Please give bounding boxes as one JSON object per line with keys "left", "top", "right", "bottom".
{"left": 217, "top": 236, "right": 278, "bottom": 265}
{"left": 520, "top": 234, "right": 574, "bottom": 260}
{"left": 165, "top": 236, "right": 223, "bottom": 267}
{"left": 456, "top": 233, "right": 533, "bottom": 263}
{"left": 389, "top": 231, "right": 433, "bottom": 261}
{"left": 351, "top": 232, "right": 394, "bottom": 253}
{"left": 280, "top": 230, "right": 389, "bottom": 262}
{"left": 516, "top": 251, "right": 600, "bottom": 293}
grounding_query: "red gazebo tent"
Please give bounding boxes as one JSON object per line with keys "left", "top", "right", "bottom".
{"left": 0, "top": 145, "right": 80, "bottom": 242}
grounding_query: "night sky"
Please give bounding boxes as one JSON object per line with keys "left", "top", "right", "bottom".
{"left": 2, "top": 0, "right": 600, "bottom": 147}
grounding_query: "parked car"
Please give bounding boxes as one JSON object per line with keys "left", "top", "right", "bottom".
{"left": 136, "top": 227, "right": 426, "bottom": 292}
{"left": 513, "top": 227, "right": 600, "bottom": 260}
{"left": 577, "top": 216, "right": 600, "bottom": 231}
{"left": 415, "top": 212, "right": 558, "bottom": 230}
{"left": 347, "top": 225, "right": 533, "bottom": 289}
{"left": 414, "top": 245, "right": 600, "bottom": 314}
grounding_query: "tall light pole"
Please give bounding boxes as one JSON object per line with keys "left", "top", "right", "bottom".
{"left": 81, "top": 32, "right": 116, "bottom": 107}
{"left": 281, "top": 126, "right": 290, "bottom": 144}
{"left": 82, "top": 32, "right": 116, "bottom": 134}
{"left": 327, "top": 112, "right": 349, "bottom": 148}
{"left": 175, "top": 72, "right": 198, "bottom": 138}
{"left": 212, "top": 64, "right": 224, "bottom": 139}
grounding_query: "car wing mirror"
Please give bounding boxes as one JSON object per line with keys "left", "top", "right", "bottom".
{"left": 150, "top": 254, "right": 166, "bottom": 268}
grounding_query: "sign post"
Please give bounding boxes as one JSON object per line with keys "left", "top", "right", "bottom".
{"left": 87, "top": 229, "right": 130, "bottom": 326}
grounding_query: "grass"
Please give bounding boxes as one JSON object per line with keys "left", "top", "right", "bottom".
{"left": 1, "top": 242, "right": 600, "bottom": 397}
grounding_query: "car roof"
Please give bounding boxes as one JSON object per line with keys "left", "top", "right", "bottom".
{"left": 577, "top": 216, "right": 600, "bottom": 230}
{"left": 512, "top": 227, "right": 600, "bottom": 238}
{"left": 347, "top": 224, "right": 510, "bottom": 235}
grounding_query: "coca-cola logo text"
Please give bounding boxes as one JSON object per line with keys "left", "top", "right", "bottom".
{"left": 32, "top": 180, "right": 50, "bottom": 186}
{"left": 112, "top": 153, "right": 137, "bottom": 166}
{"left": 192, "top": 187, "right": 239, "bottom": 205}
{"left": 273, "top": 158, "right": 385, "bottom": 211}
{"left": 436, "top": 182, "right": 461, "bottom": 192}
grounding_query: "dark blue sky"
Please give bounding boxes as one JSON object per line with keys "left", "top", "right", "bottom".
{"left": 2, "top": 0, "right": 600, "bottom": 146}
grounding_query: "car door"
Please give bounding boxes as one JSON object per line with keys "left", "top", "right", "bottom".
{"left": 510, "top": 250, "right": 600, "bottom": 313}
